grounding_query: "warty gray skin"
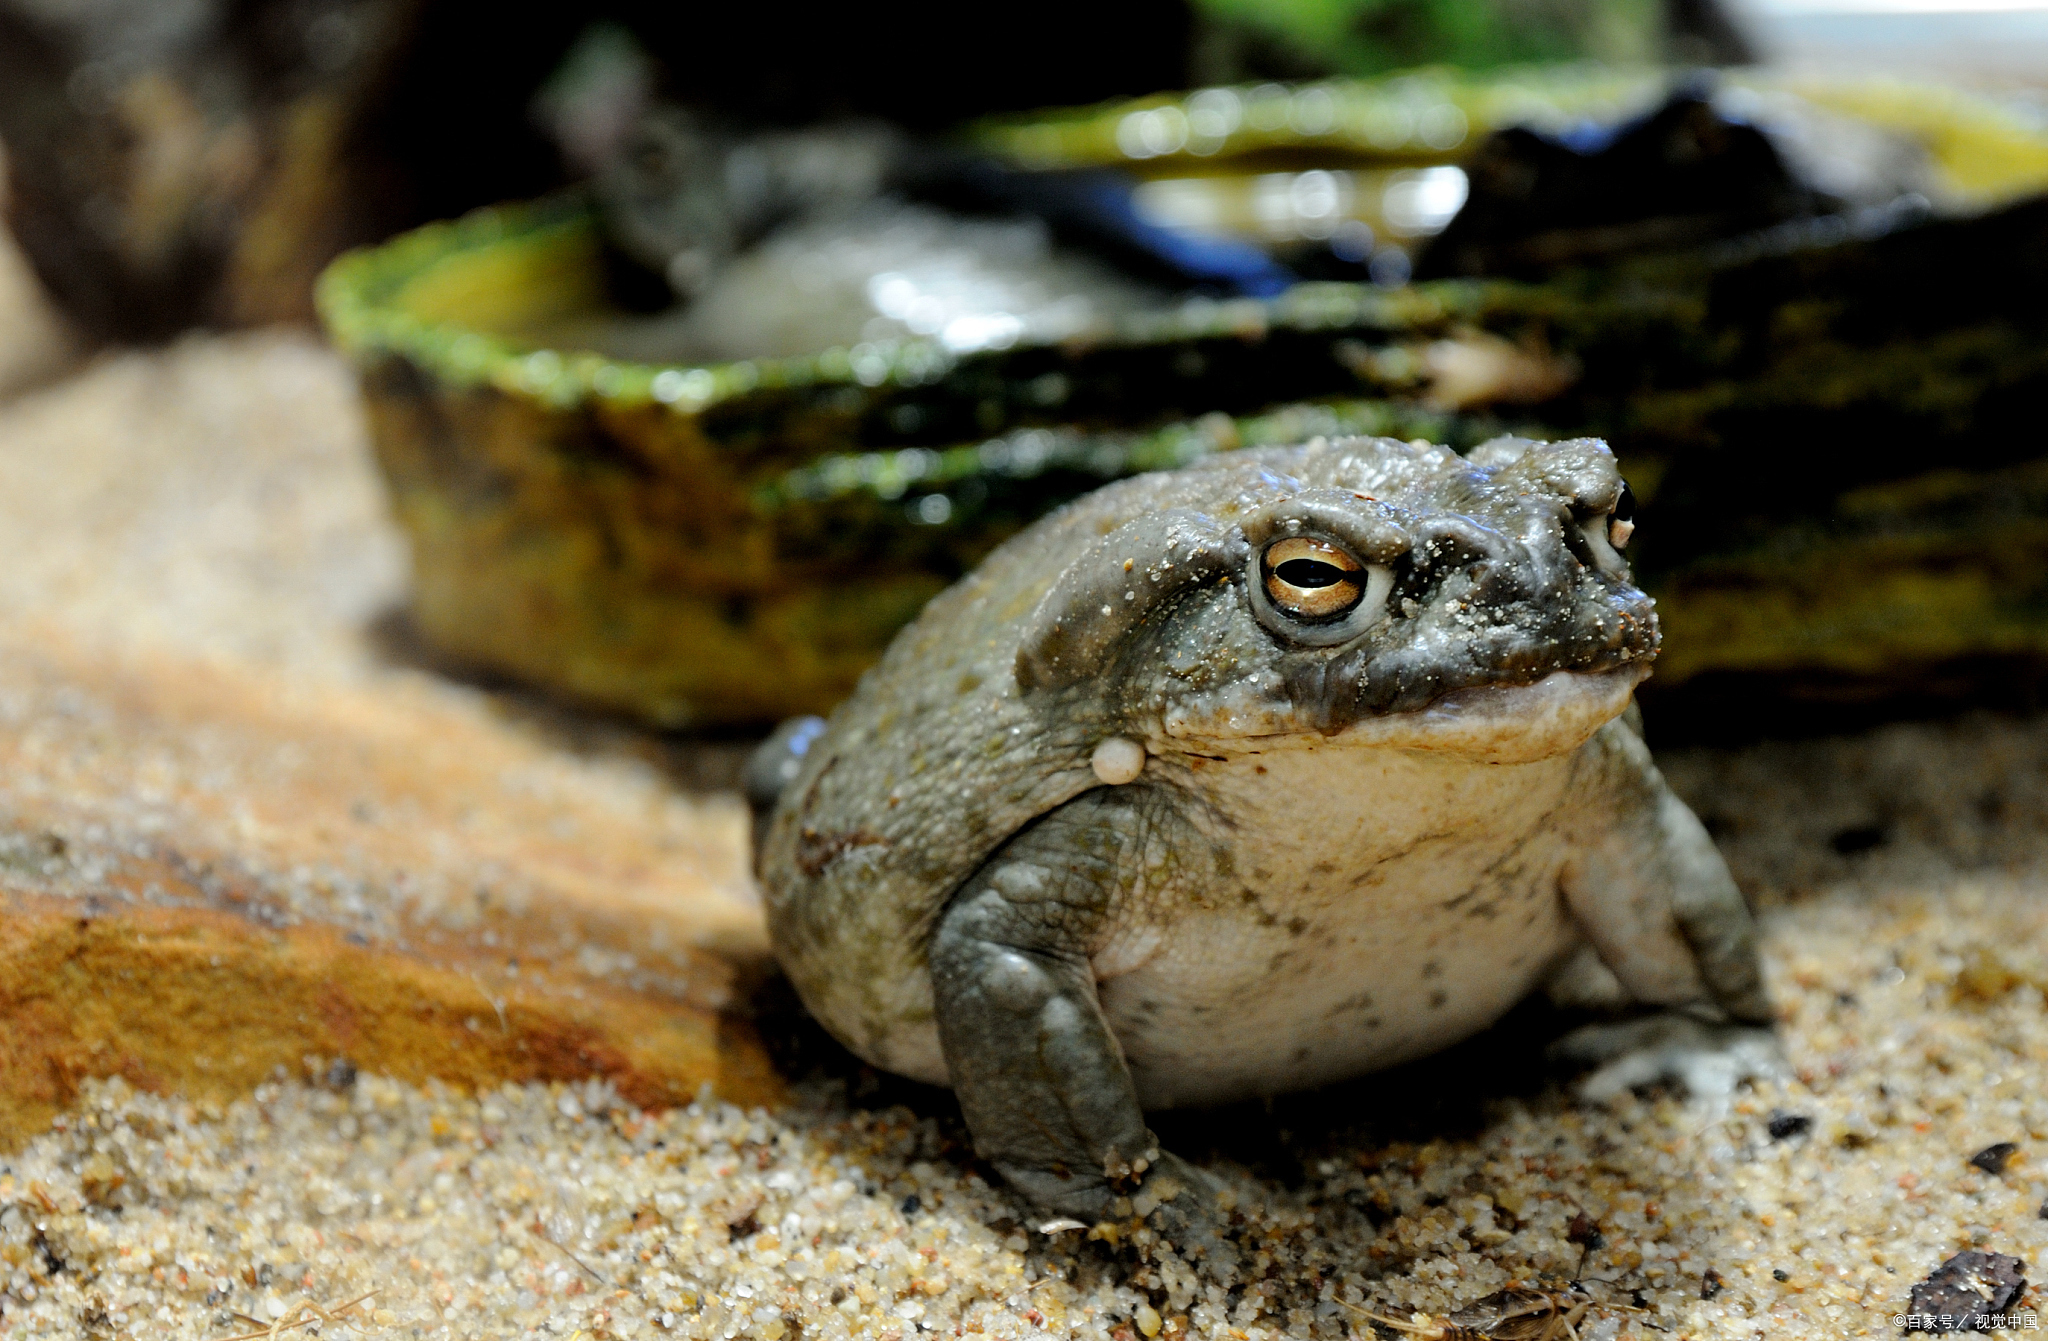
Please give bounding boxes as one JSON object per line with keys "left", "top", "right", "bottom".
{"left": 752, "top": 434, "right": 1775, "bottom": 1244}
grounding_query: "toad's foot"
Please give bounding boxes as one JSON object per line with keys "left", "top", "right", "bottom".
{"left": 1034, "top": 1153, "right": 1244, "bottom": 1277}
{"left": 1550, "top": 1011, "right": 1786, "bottom": 1106}
{"left": 1128, "top": 1152, "right": 1243, "bottom": 1278}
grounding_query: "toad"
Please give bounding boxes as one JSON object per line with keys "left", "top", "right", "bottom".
{"left": 750, "top": 435, "right": 1776, "bottom": 1242}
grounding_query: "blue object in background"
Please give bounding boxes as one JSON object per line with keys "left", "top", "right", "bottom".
{"left": 922, "top": 158, "right": 1298, "bottom": 298}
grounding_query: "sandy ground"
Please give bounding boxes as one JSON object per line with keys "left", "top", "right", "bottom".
{"left": 0, "top": 306, "right": 2044, "bottom": 1339}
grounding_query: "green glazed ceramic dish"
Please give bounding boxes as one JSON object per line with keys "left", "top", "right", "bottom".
{"left": 319, "top": 68, "right": 2048, "bottom": 730}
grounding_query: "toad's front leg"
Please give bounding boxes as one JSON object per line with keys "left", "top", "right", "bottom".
{"left": 1549, "top": 717, "right": 1783, "bottom": 1102}
{"left": 928, "top": 787, "right": 1229, "bottom": 1254}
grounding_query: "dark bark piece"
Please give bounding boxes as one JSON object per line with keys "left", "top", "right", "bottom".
{"left": 1906, "top": 1251, "right": 2027, "bottom": 1333}
{"left": 1969, "top": 1142, "right": 2019, "bottom": 1175}
{"left": 1767, "top": 1110, "right": 1812, "bottom": 1140}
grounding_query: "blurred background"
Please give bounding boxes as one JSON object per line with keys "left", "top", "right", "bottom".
{"left": 3, "top": 0, "right": 2042, "bottom": 347}
{"left": 4, "top": 0, "right": 2048, "bottom": 744}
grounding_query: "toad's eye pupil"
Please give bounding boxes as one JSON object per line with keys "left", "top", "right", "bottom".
{"left": 1613, "top": 482, "right": 1636, "bottom": 523}
{"left": 1274, "top": 559, "right": 1346, "bottom": 589}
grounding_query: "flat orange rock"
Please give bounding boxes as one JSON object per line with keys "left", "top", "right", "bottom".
{"left": 0, "top": 893, "right": 780, "bottom": 1149}
{"left": 0, "top": 331, "right": 782, "bottom": 1147}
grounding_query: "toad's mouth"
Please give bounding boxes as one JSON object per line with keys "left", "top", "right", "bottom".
{"left": 1166, "top": 665, "right": 1648, "bottom": 765}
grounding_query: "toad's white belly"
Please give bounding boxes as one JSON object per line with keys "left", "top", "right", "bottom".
{"left": 1095, "top": 737, "right": 1589, "bottom": 1108}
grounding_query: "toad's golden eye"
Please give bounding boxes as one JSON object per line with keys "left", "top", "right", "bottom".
{"left": 1262, "top": 537, "right": 1365, "bottom": 620}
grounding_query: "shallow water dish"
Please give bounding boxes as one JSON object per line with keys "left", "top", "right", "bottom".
{"left": 319, "top": 69, "right": 2048, "bottom": 729}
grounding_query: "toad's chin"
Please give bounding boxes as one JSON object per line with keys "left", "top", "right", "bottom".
{"left": 1328, "top": 664, "right": 1648, "bottom": 764}
{"left": 1166, "top": 664, "right": 1648, "bottom": 765}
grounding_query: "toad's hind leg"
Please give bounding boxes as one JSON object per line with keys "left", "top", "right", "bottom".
{"left": 1548, "top": 718, "right": 1782, "bottom": 1102}
{"left": 929, "top": 787, "right": 1227, "bottom": 1248}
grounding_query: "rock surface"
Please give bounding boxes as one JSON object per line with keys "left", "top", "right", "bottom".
{"left": 0, "top": 327, "right": 782, "bottom": 1148}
